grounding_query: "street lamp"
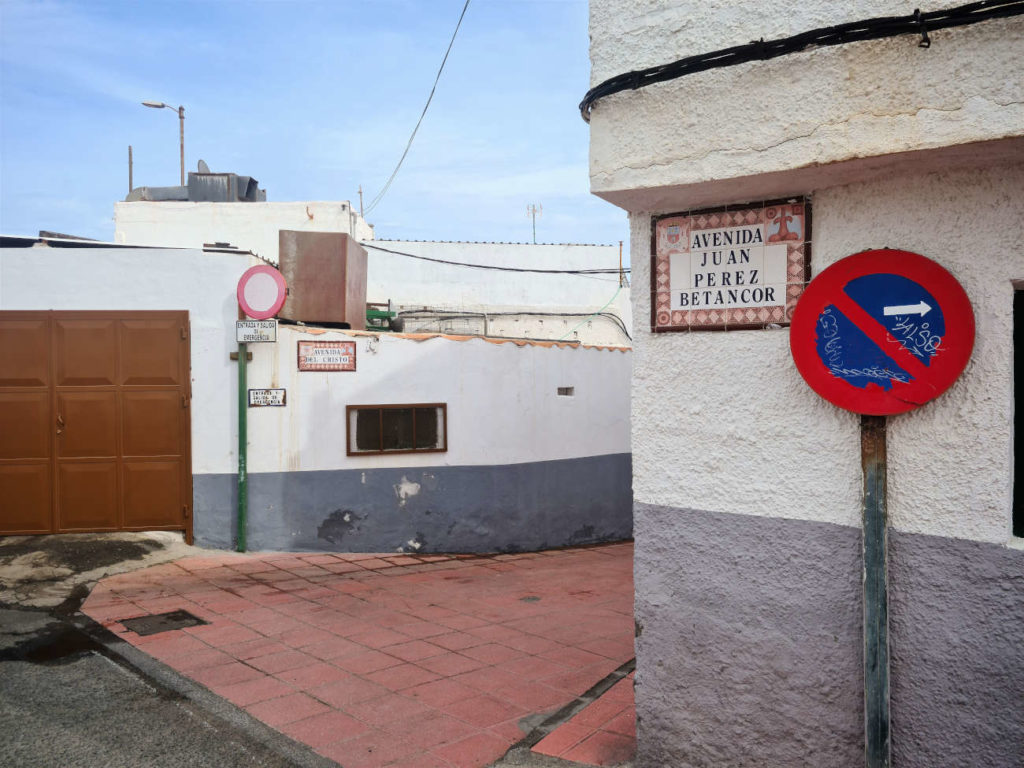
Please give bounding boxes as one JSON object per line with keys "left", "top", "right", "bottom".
{"left": 142, "top": 101, "right": 185, "bottom": 186}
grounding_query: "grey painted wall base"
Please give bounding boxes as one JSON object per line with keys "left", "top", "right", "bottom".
{"left": 193, "top": 453, "right": 632, "bottom": 553}
{"left": 633, "top": 501, "right": 1024, "bottom": 768}
{"left": 888, "top": 531, "right": 1024, "bottom": 768}
{"left": 634, "top": 502, "right": 864, "bottom": 768}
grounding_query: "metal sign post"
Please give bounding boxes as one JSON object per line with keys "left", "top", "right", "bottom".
{"left": 234, "top": 265, "right": 288, "bottom": 552}
{"left": 861, "top": 414, "right": 889, "bottom": 767}
{"left": 237, "top": 336, "right": 248, "bottom": 553}
{"left": 789, "top": 249, "right": 975, "bottom": 767}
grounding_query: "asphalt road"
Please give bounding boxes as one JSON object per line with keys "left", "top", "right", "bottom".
{"left": 0, "top": 607, "right": 337, "bottom": 768}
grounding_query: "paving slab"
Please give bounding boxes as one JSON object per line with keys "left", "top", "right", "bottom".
{"left": 82, "top": 543, "right": 635, "bottom": 768}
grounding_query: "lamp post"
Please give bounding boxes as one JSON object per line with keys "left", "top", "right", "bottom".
{"left": 142, "top": 101, "right": 185, "bottom": 186}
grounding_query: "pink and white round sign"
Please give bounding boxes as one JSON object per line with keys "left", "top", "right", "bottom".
{"left": 236, "top": 265, "right": 287, "bottom": 320}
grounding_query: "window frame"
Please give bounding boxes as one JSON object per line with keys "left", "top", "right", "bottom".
{"left": 345, "top": 402, "right": 448, "bottom": 457}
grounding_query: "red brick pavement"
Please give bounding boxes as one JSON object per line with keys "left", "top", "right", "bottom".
{"left": 82, "top": 543, "right": 635, "bottom": 768}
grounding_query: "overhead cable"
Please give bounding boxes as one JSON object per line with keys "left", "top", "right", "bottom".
{"left": 364, "top": 0, "right": 471, "bottom": 215}
{"left": 360, "top": 241, "right": 631, "bottom": 277}
{"left": 579, "top": 0, "right": 1024, "bottom": 121}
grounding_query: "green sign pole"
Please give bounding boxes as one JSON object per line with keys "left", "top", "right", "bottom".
{"left": 236, "top": 341, "right": 248, "bottom": 552}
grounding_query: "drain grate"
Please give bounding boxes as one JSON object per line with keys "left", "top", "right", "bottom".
{"left": 520, "top": 595, "right": 541, "bottom": 603}
{"left": 120, "top": 609, "right": 208, "bottom": 636}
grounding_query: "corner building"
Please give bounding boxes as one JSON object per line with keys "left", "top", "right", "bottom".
{"left": 585, "top": 1, "right": 1024, "bottom": 765}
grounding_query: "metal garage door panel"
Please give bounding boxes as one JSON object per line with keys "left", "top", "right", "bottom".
{"left": 0, "top": 465, "right": 52, "bottom": 533}
{"left": 0, "top": 392, "right": 50, "bottom": 459}
{"left": 58, "top": 461, "right": 118, "bottom": 531}
{"left": 123, "top": 461, "right": 181, "bottom": 527}
{"left": 121, "top": 320, "right": 184, "bottom": 385}
{"left": 0, "top": 310, "right": 191, "bottom": 539}
{"left": 58, "top": 391, "right": 118, "bottom": 458}
{"left": 55, "top": 319, "right": 117, "bottom": 386}
{"left": 122, "top": 391, "right": 181, "bottom": 457}
{"left": 0, "top": 318, "right": 49, "bottom": 387}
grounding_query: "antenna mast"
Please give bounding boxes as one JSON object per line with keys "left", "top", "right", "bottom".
{"left": 527, "top": 203, "right": 542, "bottom": 244}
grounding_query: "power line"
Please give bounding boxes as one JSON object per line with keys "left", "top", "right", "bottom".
{"left": 360, "top": 241, "right": 631, "bottom": 277}
{"left": 580, "top": 0, "right": 1024, "bottom": 121}
{"left": 364, "top": 0, "right": 471, "bottom": 216}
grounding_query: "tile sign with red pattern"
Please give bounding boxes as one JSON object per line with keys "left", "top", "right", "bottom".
{"left": 651, "top": 199, "right": 811, "bottom": 331}
{"left": 297, "top": 340, "right": 356, "bottom": 371}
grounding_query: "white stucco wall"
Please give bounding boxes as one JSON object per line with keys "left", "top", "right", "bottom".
{"left": 114, "top": 201, "right": 374, "bottom": 263}
{"left": 242, "top": 326, "right": 631, "bottom": 475}
{"left": 588, "top": 1, "right": 1024, "bottom": 210}
{"left": 0, "top": 244, "right": 255, "bottom": 476}
{"left": 1, "top": 242, "right": 631, "bottom": 480}
{"left": 629, "top": 163, "right": 1024, "bottom": 545}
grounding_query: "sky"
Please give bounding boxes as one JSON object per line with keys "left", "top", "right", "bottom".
{"left": 0, "top": 0, "right": 628, "bottom": 252}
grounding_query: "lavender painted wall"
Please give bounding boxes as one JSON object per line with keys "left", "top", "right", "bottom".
{"left": 633, "top": 503, "right": 863, "bottom": 767}
{"left": 634, "top": 502, "right": 1024, "bottom": 767}
{"left": 888, "top": 531, "right": 1024, "bottom": 767}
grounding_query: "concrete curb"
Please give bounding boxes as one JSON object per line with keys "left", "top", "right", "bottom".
{"left": 69, "top": 612, "right": 339, "bottom": 768}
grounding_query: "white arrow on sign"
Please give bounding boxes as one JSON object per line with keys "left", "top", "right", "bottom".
{"left": 883, "top": 301, "right": 931, "bottom": 317}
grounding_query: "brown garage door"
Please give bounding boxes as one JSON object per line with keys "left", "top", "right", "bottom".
{"left": 0, "top": 311, "right": 192, "bottom": 541}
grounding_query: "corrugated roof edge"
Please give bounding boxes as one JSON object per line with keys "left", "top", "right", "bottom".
{"left": 285, "top": 325, "right": 630, "bottom": 352}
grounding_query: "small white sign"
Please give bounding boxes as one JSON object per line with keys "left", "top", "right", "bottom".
{"left": 236, "top": 320, "right": 278, "bottom": 343}
{"left": 248, "top": 388, "right": 286, "bottom": 407}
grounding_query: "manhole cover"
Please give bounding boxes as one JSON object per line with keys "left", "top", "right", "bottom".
{"left": 120, "top": 610, "right": 208, "bottom": 636}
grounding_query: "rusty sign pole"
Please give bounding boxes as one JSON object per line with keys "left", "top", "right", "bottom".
{"left": 861, "top": 414, "right": 890, "bottom": 768}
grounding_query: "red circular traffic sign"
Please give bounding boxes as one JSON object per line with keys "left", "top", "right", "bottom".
{"left": 237, "top": 265, "right": 287, "bottom": 320}
{"left": 790, "top": 249, "right": 974, "bottom": 415}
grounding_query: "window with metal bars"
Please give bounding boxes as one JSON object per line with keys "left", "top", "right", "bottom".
{"left": 346, "top": 403, "right": 447, "bottom": 456}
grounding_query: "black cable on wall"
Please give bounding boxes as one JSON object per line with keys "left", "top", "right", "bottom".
{"left": 580, "top": 0, "right": 1024, "bottom": 122}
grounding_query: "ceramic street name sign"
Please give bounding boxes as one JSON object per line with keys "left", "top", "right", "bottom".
{"left": 790, "top": 249, "right": 974, "bottom": 415}
{"left": 652, "top": 200, "right": 810, "bottom": 331}
{"left": 297, "top": 340, "right": 356, "bottom": 372}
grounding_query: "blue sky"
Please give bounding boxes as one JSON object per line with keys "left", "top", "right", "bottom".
{"left": 0, "top": 0, "right": 628, "bottom": 250}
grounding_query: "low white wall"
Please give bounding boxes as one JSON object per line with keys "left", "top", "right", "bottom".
{"left": 243, "top": 326, "right": 631, "bottom": 475}
{"left": 114, "top": 201, "right": 374, "bottom": 263}
{"left": 0, "top": 244, "right": 254, "bottom": 477}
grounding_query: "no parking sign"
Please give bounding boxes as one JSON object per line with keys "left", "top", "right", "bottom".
{"left": 790, "top": 249, "right": 974, "bottom": 415}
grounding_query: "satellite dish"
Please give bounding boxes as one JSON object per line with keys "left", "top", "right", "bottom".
{"left": 197, "top": 159, "right": 211, "bottom": 173}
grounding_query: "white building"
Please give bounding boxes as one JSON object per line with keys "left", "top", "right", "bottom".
{"left": 586, "top": 1, "right": 1024, "bottom": 766}
{"left": 114, "top": 188, "right": 631, "bottom": 347}
{"left": 115, "top": 199, "right": 375, "bottom": 261}
{"left": 0, "top": 237, "right": 632, "bottom": 553}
